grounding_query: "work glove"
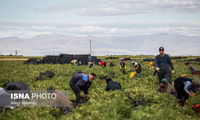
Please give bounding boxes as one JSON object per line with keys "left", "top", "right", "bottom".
{"left": 156, "top": 67, "right": 160, "bottom": 72}
{"left": 172, "top": 70, "right": 175, "bottom": 74}
{"left": 79, "top": 92, "right": 85, "bottom": 98}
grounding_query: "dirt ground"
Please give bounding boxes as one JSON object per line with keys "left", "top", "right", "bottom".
{"left": 0, "top": 58, "right": 28, "bottom": 61}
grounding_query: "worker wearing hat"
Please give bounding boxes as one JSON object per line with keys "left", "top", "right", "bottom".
{"left": 134, "top": 62, "right": 142, "bottom": 73}
{"left": 154, "top": 47, "right": 175, "bottom": 84}
{"left": 157, "top": 78, "right": 176, "bottom": 95}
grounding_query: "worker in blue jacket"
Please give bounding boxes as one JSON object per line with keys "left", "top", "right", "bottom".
{"left": 154, "top": 47, "right": 175, "bottom": 84}
{"left": 69, "top": 73, "right": 96, "bottom": 103}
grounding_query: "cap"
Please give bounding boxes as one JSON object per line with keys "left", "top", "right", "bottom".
{"left": 134, "top": 62, "right": 138, "bottom": 66}
{"left": 159, "top": 47, "right": 164, "bottom": 51}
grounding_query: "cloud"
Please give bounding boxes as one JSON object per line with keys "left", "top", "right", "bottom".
{"left": 31, "top": 0, "right": 200, "bottom": 16}
{"left": 79, "top": 0, "right": 200, "bottom": 16}
{"left": 31, "top": 26, "right": 56, "bottom": 30}
{"left": 0, "top": 21, "right": 200, "bottom": 39}
{"left": 34, "top": 2, "right": 86, "bottom": 13}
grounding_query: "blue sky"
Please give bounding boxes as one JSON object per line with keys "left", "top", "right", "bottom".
{"left": 0, "top": 0, "right": 200, "bottom": 56}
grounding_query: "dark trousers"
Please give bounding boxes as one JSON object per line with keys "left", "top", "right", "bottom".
{"left": 136, "top": 68, "right": 141, "bottom": 74}
{"left": 157, "top": 69, "right": 172, "bottom": 84}
{"left": 0, "top": 107, "right": 3, "bottom": 113}
{"left": 120, "top": 68, "right": 126, "bottom": 74}
{"left": 69, "top": 83, "right": 80, "bottom": 103}
{"left": 174, "top": 78, "right": 189, "bottom": 106}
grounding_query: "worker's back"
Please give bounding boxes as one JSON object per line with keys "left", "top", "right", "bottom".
{"left": 105, "top": 81, "right": 121, "bottom": 91}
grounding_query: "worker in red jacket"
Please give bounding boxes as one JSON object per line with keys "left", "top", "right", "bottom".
{"left": 100, "top": 61, "right": 106, "bottom": 68}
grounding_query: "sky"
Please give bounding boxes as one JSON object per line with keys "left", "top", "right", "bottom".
{"left": 0, "top": 0, "right": 200, "bottom": 56}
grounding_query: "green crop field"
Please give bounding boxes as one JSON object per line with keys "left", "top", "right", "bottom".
{"left": 0, "top": 56, "right": 200, "bottom": 120}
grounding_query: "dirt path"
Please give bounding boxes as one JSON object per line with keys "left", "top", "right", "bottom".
{"left": 0, "top": 58, "right": 28, "bottom": 61}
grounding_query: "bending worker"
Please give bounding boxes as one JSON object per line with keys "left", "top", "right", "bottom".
{"left": 69, "top": 73, "right": 96, "bottom": 103}
{"left": 174, "top": 77, "right": 200, "bottom": 106}
{"left": 157, "top": 78, "right": 176, "bottom": 95}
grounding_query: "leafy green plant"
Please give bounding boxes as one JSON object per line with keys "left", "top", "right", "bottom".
{"left": 0, "top": 56, "right": 199, "bottom": 120}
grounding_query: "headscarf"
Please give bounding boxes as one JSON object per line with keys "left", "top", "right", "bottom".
{"left": 161, "top": 78, "right": 168, "bottom": 85}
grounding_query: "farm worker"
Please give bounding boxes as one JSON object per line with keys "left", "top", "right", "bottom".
{"left": 154, "top": 47, "right": 175, "bottom": 84}
{"left": 189, "top": 65, "right": 200, "bottom": 75}
{"left": 47, "top": 87, "right": 72, "bottom": 115}
{"left": 36, "top": 70, "right": 55, "bottom": 81}
{"left": 69, "top": 73, "right": 96, "bottom": 103}
{"left": 174, "top": 77, "right": 200, "bottom": 106}
{"left": 0, "top": 87, "right": 5, "bottom": 113}
{"left": 147, "top": 61, "right": 154, "bottom": 69}
{"left": 189, "top": 65, "right": 195, "bottom": 73}
{"left": 109, "top": 60, "right": 114, "bottom": 67}
{"left": 0, "top": 87, "right": 12, "bottom": 113}
{"left": 71, "top": 59, "right": 77, "bottom": 65}
{"left": 120, "top": 58, "right": 126, "bottom": 74}
{"left": 88, "top": 62, "right": 93, "bottom": 68}
{"left": 132, "top": 60, "right": 135, "bottom": 65}
{"left": 157, "top": 78, "right": 176, "bottom": 95}
{"left": 77, "top": 61, "right": 81, "bottom": 66}
{"left": 4, "top": 81, "right": 31, "bottom": 103}
{"left": 0, "top": 87, "right": 5, "bottom": 93}
{"left": 88, "top": 56, "right": 93, "bottom": 68}
{"left": 100, "top": 61, "right": 106, "bottom": 68}
{"left": 88, "top": 56, "right": 93, "bottom": 62}
{"left": 134, "top": 62, "right": 142, "bottom": 73}
{"left": 105, "top": 78, "right": 122, "bottom": 91}
{"left": 4, "top": 81, "right": 30, "bottom": 91}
